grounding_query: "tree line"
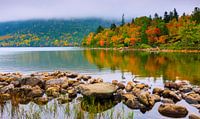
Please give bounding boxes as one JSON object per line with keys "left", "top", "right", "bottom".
{"left": 82, "top": 7, "right": 200, "bottom": 50}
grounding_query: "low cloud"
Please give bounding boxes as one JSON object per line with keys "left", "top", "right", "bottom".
{"left": 0, "top": 0, "right": 199, "bottom": 22}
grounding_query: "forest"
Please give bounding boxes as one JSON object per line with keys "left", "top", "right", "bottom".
{"left": 82, "top": 7, "right": 200, "bottom": 50}
{"left": 0, "top": 19, "right": 113, "bottom": 47}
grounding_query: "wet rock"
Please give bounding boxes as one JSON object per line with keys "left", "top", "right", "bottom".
{"left": 138, "top": 92, "right": 155, "bottom": 108}
{"left": 30, "top": 86, "right": 44, "bottom": 97}
{"left": 164, "top": 82, "right": 179, "bottom": 89}
{"left": 67, "top": 88, "right": 77, "bottom": 98}
{"left": 184, "top": 92, "right": 200, "bottom": 104}
{"left": 116, "top": 89, "right": 125, "bottom": 96}
{"left": 125, "top": 84, "right": 133, "bottom": 92}
{"left": 162, "top": 89, "right": 181, "bottom": 102}
{"left": 117, "top": 82, "right": 125, "bottom": 90}
{"left": 136, "top": 84, "right": 145, "bottom": 89}
{"left": 161, "top": 98, "right": 174, "bottom": 104}
{"left": 19, "top": 97, "right": 31, "bottom": 105}
{"left": 82, "top": 75, "right": 91, "bottom": 81}
{"left": 193, "top": 88, "right": 200, "bottom": 94}
{"left": 132, "top": 87, "right": 142, "bottom": 97}
{"left": 0, "top": 84, "right": 14, "bottom": 93}
{"left": 158, "top": 104, "right": 188, "bottom": 118}
{"left": 0, "top": 82, "right": 8, "bottom": 86}
{"left": 179, "top": 86, "right": 192, "bottom": 93}
{"left": 20, "top": 77, "right": 44, "bottom": 88}
{"left": 46, "top": 78, "right": 68, "bottom": 86}
{"left": 122, "top": 93, "right": 142, "bottom": 109}
{"left": 61, "top": 82, "right": 69, "bottom": 89}
{"left": 34, "top": 97, "right": 48, "bottom": 105}
{"left": 79, "top": 82, "right": 117, "bottom": 98}
{"left": 152, "top": 88, "right": 163, "bottom": 96}
{"left": 112, "top": 80, "right": 118, "bottom": 85}
{"left": 0, "top": 93, "right": 11, "bottom": 100}
{"left": 67, "top": 73, "right": 78, "bottom": 78}
{"left": 189, "top": 113, "right": 200, "bottom": 119}
{"left": 46, "top": 86, "right": 60, "bottom": 97}
{"left": 57, "top": 95, "right": 72, "bottom": 104}
{"left": 151, "top": 94, "right": 161, "bottom": 102}
{"left": 68, "top": 80, "right": 78, "bottom": 86}
{"left": 88, "top": 78, "right": 101, "bottom": 84}
{"left": 191, "top": 104, "right": 200, "bottom": 109}
{"left": 10, "top": 80, "right": 20, "bottom": 87}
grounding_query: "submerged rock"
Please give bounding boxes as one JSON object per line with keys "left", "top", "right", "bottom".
{"left": 158, "top": 104, "right": 188, "bottom": 118}
{"left": 79, "top": 82, "right": 117, "bottom": 98}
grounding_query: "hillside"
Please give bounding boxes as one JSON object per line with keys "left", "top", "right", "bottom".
{"left": 0, "top": 19, "right": 115, "bottom": 46}
{"left": 82, "top": 8, "right": 200, "bottom": 50}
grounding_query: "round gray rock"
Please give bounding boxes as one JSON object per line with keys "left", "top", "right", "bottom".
{"left": 79, "top": 82, "right": 117, "bottom": 98}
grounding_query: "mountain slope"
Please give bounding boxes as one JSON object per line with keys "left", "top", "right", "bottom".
{"left": 0, "top": 19, "right": 115, "bottom": 46}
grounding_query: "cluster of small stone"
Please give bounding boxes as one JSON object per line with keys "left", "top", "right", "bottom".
{"left": 0, "top": 71, "right": 102, "bottom": 105}
{"left": 111, "top": 80, "right": 200, "bottom": 118}
{"left": 0, "top": 71, "right": 199, "bottom": 118}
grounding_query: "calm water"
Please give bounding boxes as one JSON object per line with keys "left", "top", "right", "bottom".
{"left": 0, "top": 47, "right": 199, "bottom": 119}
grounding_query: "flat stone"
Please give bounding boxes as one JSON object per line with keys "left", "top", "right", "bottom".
{"left": 158, "top": 104, "right": 188, "bottom": 118}
{"left": 79, "top": 82, "right": 117, "bottom": 98}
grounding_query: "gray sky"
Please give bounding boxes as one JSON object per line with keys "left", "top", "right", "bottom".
{"left": 0, "top": 0, "right": 199, "bottom": 22}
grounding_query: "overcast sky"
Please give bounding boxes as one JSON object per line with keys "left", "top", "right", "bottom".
{"left": 0, "top": 0, "right": 199, "bottom": 22}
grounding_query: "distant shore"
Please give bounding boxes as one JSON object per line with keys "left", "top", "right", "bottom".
{"left": 86, "top": 47, "right": 200, "bottom": 53}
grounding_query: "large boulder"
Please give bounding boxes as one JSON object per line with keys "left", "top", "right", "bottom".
{"left": 158, "top": 104, "right": 188, "bottom": 118}
{"left": 79, "top": 83, "right": 117, "bottom": 98}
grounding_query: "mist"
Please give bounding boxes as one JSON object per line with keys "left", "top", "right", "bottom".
{"left": 0, "top": 0, "right": 199, "bottom": 22}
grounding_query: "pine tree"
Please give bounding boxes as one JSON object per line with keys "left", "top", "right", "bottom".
{"left": 164, "top": 11, "right": 170, "bottom": 23}
{"left": 96, "top": 25, "right": 104, "bottom": 34}
{"left": 191, "top": 7, "right": 200, "bottom": 24}
{"left": 154, "top": 13, "right": 159, "bottom": 19}
{"left": 110, "top": 23, "right": 116, "bottom": 30}
{"left": 121, "top": 14, "right": 125, "bottom": 26}
{"left": 173, "top": 8, "right": 179, "bottom": 20}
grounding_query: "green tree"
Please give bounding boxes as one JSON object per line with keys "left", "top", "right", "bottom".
{"left": 191, "top": 7, "right": 200, "bottom": 24}
{"left": 173, "top": 8, "right": 179, "bottom": 21}
{"left": 110, "top": 23, "right": 116, "bottom": 30}
{"left": 121, "top": 14, "right": 125, "bottom": 26}
{"left": 96, "top": 25, "right": 104, "bottom": 34}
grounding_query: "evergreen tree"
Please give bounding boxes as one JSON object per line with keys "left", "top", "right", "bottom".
{"left": 131, "top": 18, "right": 135, "bottom": 24}
{"left": 154, "top": 13, "right": 159, "bottom": 19}
{"left": 173, "top": 8, "right": 179, "bottom": 20}
{"left": 121, "top": 14, "right": 125, "bottom": 26}
{"left": 110, "top": 23, "right": 116, "bottom": 30}
{"left": 96, "top": 25, "right": 104, "bottom": 34}
{"left": 164, "top": 11, "right": 170, "bottom": 23}
{"left": 191, "top": 7, "right": 200, "bottom": 24}
{"left": 169, "top": 11, "right": 173, "bottom": 21}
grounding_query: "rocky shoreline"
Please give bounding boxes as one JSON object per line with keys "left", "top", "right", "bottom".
{"left": 0, "top": 71, "right": 200, "bottom": 118}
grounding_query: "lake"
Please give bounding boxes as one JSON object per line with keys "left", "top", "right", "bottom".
{"left": 0, "top": 47, "right": 199, "bottom": 119}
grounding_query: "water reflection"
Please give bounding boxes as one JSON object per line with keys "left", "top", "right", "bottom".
{"left": 84, "top": 49, "right": 200, "bottom": 84}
